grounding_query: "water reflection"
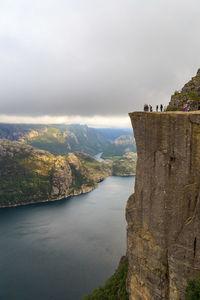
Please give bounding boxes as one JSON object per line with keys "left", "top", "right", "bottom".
{"left": 0, "top": 176, "right": 135, "bottom": 300}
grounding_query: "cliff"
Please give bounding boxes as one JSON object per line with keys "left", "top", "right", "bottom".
{"left": 0, "top": 140, "right": 110, "bottom": 207}
{"left": 0, "top": 140, "right": 136, "bottom": 208}
{"left": 126, "top": 112, "right": 200, "bottom": 299}
{"left": 168, "top": 69, "right": 200, "bottom": 111}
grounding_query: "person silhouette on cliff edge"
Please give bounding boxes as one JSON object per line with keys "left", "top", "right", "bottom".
{"left": 156, "top": 105, "right": 158, "bottom": 112}
{"left": 160, "top": 104, "right": 163, "bottom": 112}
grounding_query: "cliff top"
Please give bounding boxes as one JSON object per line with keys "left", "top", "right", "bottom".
{"left": 129, "top": 111, "right": 200, "bottom": 116}
{"left": 129, "top": 112, "right": 200, "bottom": 130}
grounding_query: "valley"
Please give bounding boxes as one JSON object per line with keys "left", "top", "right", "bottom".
{"left": 0, "top": 125, "right": 136, "bottom": 208}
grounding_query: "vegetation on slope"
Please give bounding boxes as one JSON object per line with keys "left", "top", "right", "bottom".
{"left": 0, "top": 140, "right": 109, "bottom": 207}
{"left": 0, "top": 140, "right": 136, "bottom": 207}
{"left": 83, "top": 257, "right": 129, "bottom": 300}
{"left": 167, "top": 69, "right": 200, "bottom": 111}
{"left": 26, "top": 125, "right": 107, "bottom": 156}
{"left": 67, "top": 152, "right": 110, "bottom": 192}
{"left": 111, "top": 152, "right": 137, "bottom": 176}
{"left": 95, "top": 128, "right": 133, "bottom": 142}
{"left": 0, "top": 140, "right": 55, "bottom": 206}
{"left": 185, "top": 277, "right": 200, "bottom": 300}
{"left": 0, "top": 124, "right": 136, "bottom": 157}
{"left": 102, "top": 135, "right": 136, "bottom": 158}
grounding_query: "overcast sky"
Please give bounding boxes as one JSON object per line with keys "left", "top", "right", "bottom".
{"left": 0, "top": 0, "right": 200, "bottom": 127}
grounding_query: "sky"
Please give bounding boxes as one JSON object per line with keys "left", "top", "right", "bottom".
{"left": 0, "top": 0, "right": 200, "bottom": 127}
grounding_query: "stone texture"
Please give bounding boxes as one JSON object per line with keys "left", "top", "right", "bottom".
{"left": 0, "top": 139, "right": 136, "bottom": 208}
{"left": 126, "top": 111, "right": 200, "bottom": 299}
{"left": 0, "top": 140, "right": 108, "bottom": 207}
{"left": 168, "top": 69, "right": 200, "bottom": 111}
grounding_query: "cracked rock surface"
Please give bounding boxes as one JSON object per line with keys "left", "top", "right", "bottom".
{"left": 126, "top": 112, "right": 200, "bottom": 299}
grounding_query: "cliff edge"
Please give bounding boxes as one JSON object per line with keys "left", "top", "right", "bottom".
{"left": 126, "top": 112, "right": 200, "bottom": 299}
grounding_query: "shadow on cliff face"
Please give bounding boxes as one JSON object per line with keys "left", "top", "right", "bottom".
{"left": 126, "top": 111, "right": 200, "bottom": 300}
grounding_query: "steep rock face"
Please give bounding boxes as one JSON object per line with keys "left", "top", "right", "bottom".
{"left": 126, "top": 112, "right": 200, "bottom": 299}
{"left": 168, "top": 69, "right": 200, "bottom": 111}
{"left": 0, "top": 140, "right": 110, "bottom": 207}
{"left": 0, "top": 140, "right": 137, "bottom": 208}
{"left": 0, "top": 140, "right": 72, "bottom": 207}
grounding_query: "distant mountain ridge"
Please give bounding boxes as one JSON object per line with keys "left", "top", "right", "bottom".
{"left": 0, "top": 123, "right": 136, "bottom": 157}
{"left": 102, "top": 135, "right": 136, "bottom": 158}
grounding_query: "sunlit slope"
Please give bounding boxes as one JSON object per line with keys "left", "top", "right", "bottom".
{"left": 0, "top": 140, "right": 109, "bottom": 207}
{"left": 0, "top": 140, "right": 136, "bottom": 207}
{"left": 0, "top": 124, "right": 136, "bottom": 156}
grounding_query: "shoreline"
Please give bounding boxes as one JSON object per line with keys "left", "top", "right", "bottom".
{"left": 0, "top": 174, "right": 135, "bottom": 209}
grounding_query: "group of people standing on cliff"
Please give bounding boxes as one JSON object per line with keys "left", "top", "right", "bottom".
{"left": 183, "top": 104, "right": 191, "bottom": 111}
{"left": 144, "top": 103, "right": 192, "bottom": 112}
{"left": 144, "top": 104, "right": 164, "bottom": 112}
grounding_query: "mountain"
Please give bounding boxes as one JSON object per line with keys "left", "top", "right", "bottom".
{"left": 168, "top": 68, "right": 200, "bottom": 110}
{"left": 0, "top": 139, "right": 136, "bottom": 208}
{"left": 0, "top": 124, "right": 107, "bottom": 156}
{"left": 111, "top": 152, "right": 137, "bottom": 176}
{"left": 95, "top": 128, "right": 133, "bottom": 141}
{"left": 0, "top": 124, "right": 136, "bottom": 157}
{"left": 102, "top": 135, "right": 136, "bottom": 158}
{"left": 0, "top": 140, "right": 109, "bottom": 207}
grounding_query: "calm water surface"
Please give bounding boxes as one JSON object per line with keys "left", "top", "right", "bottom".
{"left": 0, "top": 176, "right": 135, "bottom": 300}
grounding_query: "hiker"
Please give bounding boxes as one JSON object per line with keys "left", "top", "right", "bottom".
{"left": 183, "top": 104, "right": 187, "bottom": 111}
{"left": 156, "top": 105, "right": 158, "bottom": 112}
{"left": 160, "top": 104, "right": 163, "bottom": 112}
{"left": 150, "top": 105, "right": 153, "bottom": 112}
{"left": 183, "top": 104, "right": 190, "bottom": 112}
{"left": 144, "top": 104, "right": 149, "bottom": 111}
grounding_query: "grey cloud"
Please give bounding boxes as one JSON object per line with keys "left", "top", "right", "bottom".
{"left": 0, "top": 0, "right": 200, "bottom": 117}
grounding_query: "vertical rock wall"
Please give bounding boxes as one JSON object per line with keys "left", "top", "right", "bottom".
{"left": 126, "top": 112, "right": 200, "bottom": 299}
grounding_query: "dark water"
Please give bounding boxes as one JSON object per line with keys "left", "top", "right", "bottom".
{"left": 0, "top": 176, "right": 135, "bottom": 300}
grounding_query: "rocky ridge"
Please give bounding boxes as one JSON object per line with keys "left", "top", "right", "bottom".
{"left": 0, "top": 140, "right": 109, "bottom": 207}
{"left": 102, "top": 135, "right": 136, "bottom": 157}
{"left": 168, "top": 69, "right": 200, "bottom": 111}
{"left": 111, "top": 152, "right": 137, "bottom": 176}
{"left": 0, "top": 140, "right": 136, "bottom": 208}
{"left": 0, "top": 123, "right": 136, "bottom": 157}
{"left": 126, "top": 111, "right": 200, "bottom": 299}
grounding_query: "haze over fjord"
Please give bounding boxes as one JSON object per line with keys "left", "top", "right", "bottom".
{"left": 0, "top": 0, "right": 200, "bottom": 127}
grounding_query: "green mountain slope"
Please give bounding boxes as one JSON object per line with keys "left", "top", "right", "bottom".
{"left": 102, "top": 135, "right": 136, "bottom": 158}
{"left": 25, "top": 125, "right": 108, "bottom": 156}
{"left": 0, "top": 140, "right": 110, "bottom": 207}
{"left": 111, "top": 152, "right": 137, "bottom": 176}
{"left": 0, "top": 140, "right": 136, "bottom": 207}
{"left": 0, "top": 124, "right": 136, "bottom": 157}
{"left": 83, "top": 256, "right": 129, "bottom": 300}
{"left": 168, "top": 68, "right": 200, "bottom": 111}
